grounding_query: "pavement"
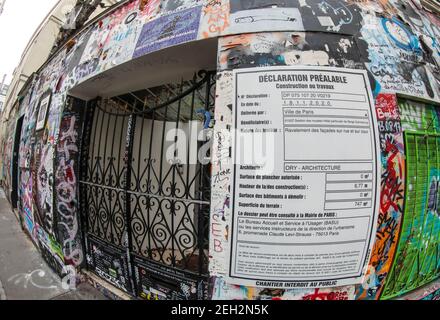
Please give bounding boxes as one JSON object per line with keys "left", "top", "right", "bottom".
{"left": 0, "top": 188, "right": 107, "bottom": 300}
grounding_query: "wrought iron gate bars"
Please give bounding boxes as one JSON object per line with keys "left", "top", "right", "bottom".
{"left": 79, "top": 70, "right": 216, "bottom": 297}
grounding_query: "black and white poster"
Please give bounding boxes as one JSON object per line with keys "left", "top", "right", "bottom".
{"left": 228, "top": 66, "right": 381, "bottom": 289}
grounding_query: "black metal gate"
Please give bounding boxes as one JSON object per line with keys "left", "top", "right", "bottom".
{"left": 79, "top": 71, "right": 216, "bottom": 299}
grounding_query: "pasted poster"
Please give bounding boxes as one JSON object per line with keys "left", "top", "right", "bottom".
{"left": 227, "top": 66, "right": 381, "bottom": 289}
{"left": 133, "top": 6, "right": 202, "bottom": 59}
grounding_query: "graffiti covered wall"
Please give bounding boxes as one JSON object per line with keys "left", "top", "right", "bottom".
{"left": 0, "top": 0, "right": 439, "bottom": 300}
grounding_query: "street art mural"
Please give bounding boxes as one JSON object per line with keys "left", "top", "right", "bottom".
{"left": 0, "top": 0, "right": 440, "bottom": 300}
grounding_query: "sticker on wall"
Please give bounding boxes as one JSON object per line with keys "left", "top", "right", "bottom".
{"left": 133, "top": 5, "right": 202, "bottom": 59}
{"left": 226, "top": 66, "right": 381, "bottom": 289}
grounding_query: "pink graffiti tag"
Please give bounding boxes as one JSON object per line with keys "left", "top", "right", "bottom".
{"left": 303, "top": 289, "right": 349, "bottom": 300}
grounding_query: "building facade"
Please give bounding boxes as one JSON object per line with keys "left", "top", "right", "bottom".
{"left": 0, "top": 0, "right": 440, "bottom": 300}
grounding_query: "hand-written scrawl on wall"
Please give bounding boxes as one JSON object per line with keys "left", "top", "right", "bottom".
{"left": 35, "top": 142, "right": 55, "bottom": 235}
{"left": 21, "top": 171, "right": 35, "bottom": 237}
{"left": 381, "top": 99, "right": 440, "bottom": 299}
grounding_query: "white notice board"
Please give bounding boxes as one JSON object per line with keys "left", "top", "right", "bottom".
{"left": 227, "top": 66, "right": 381, "bottom": 289}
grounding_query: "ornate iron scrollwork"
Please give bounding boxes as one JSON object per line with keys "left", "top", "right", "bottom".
{"left": 79, "top": 70, "right": 216, "bottom": 297}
